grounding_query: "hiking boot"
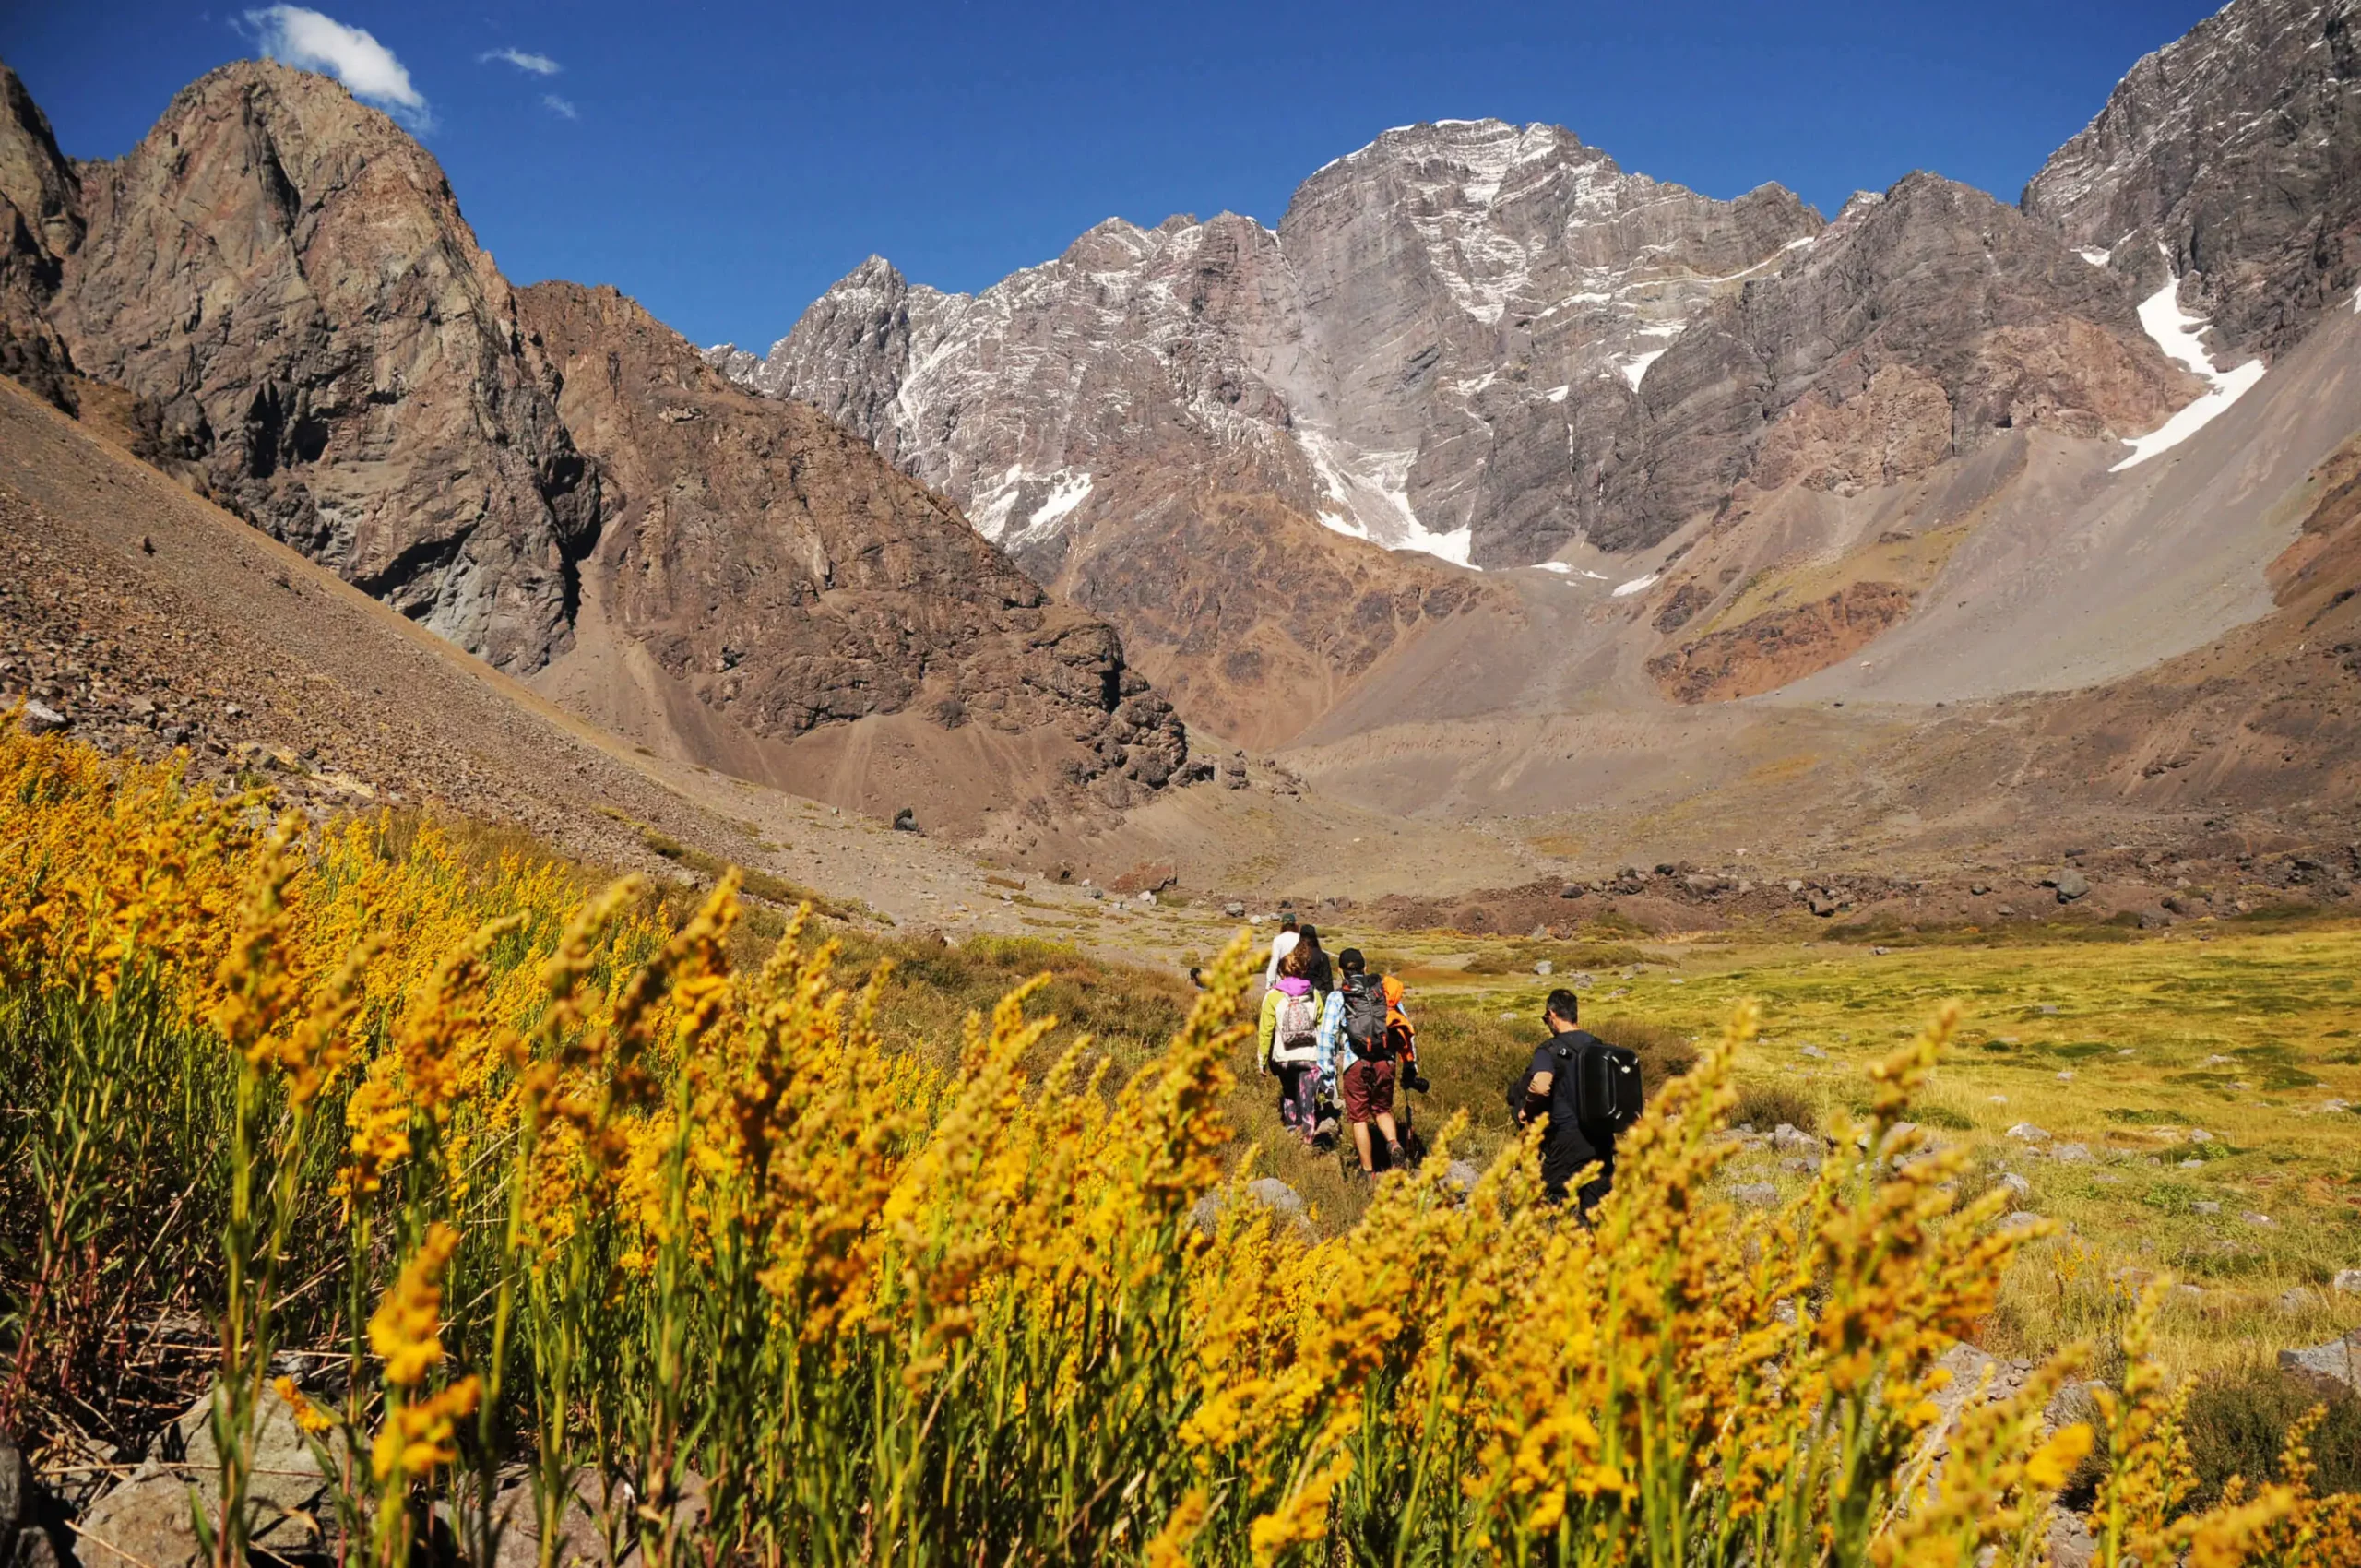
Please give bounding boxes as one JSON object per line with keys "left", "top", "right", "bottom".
{"left": 1385, "top": 1142, "right": 1407, "bottom": 1169}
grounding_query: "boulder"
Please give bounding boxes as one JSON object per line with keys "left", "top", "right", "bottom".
{"left": 2052, "top": 869, "right": 2091, "bottom": 902}
{"left": 2333, "top": 1268, "right": 2361, "bottom": 1296}
{"left": 2005, "top": 1123, "right": 2050, "bottom": 1143}
{"left": 78, "top": 1384, "right": 339, "bottom": 1568}
{"left": 1192, "top": 1178, "right": 1311, "bottom": 1237}
{"left": 2279, "top": 1330, "right": 2361, "bottom": 1396}
{"left": 17, "top": 701, "right": 66, "bottom": 736}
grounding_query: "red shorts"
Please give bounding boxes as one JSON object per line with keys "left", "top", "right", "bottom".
{"left": 1341, "top": 1060, "right": 1396, "bottom": 1123}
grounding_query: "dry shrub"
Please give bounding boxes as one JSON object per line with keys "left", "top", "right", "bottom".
{"left": 1731, "top": 1077, "right": 1821, "bottom": 1133}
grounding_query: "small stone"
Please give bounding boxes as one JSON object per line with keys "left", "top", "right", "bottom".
{"left": 2003, "top": 1210, "right": 2046, "bottom": 1230}
{"left": 1799, "top": 1044, "right": 1829, "bottom": 1060}
{"left": 2193, "top": 1200, "right": 2221, "bottom": 1215}
{"left": 2005, "top": 1123, "right": 2050, "bottom": 1142}
{"left": 2280, "top": 1289, "right": 2314, "bottom": 1313}
{"left": 1999, "top": 1172, "right": 2032, "bottom": 1200}
{"left": 2331, "top": 1269, "right": 2361, "bottom": 1295}
{"left": 1223, "top": 901, "right": 1246, "bottom": 918}
{"left": 2054, "top": 868, "right": 2091, "bottom": 902}
{"left": 1558, "top": 884, "right": 1584, "bottom": 899}
{"left": 1729, "top": 1182, "right": 1779, "bottom": 1206}
{"left": 1996, "top": 904, "right": 2017, "bottom": 917}
{"left": 2057, "top": 1070, "right": 2075, "bottom": 1081}
{"left": 2242, "top": 1211, "right": 2277, "bottom": 1229}
{"left": 2179, "top": 1158, "right": 2205, "bottom": 1169}
{"left": 1534, "top": 959, "right": 1553, "bottom": 976}
{"left": 1770, "top": 1123, "right": 1818, "bottom": 1153}
{"left": 2051, "top": 1142, "right": 2093, "bottom": 1162}
{"left": 892, "top": 807, "right": 919, "bottom": 833}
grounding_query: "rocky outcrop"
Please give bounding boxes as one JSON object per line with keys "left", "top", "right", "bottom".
{"left": 2023, "top": 0, "right": 2361, "bottom": 359}
{"left": 45, "top": 60, "right": 601, "bottom": 674}
{"left": 0, "top": 59, "right": 1198, "bottom": 832}
{"left": 1645, "top": 582, "right": 1916, "bottom": 703}
{"left": 1607, "top": 176, "right": 2196, "bottom": 549}
{"left": 0, "top": 65, "right": 79, "bottom": 412}
{"left": 518, "top": 281, "right": 1186, "bottom": 797}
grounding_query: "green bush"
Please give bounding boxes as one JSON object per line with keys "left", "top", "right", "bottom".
{"left": 2183, "top": 1365, "right": 2361, "bottom": 1505}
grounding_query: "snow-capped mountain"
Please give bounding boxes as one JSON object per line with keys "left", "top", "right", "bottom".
{"left": 717, "top": 120, "right": 1820, "bottom": 573}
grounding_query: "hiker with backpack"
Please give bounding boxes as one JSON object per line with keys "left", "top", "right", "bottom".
{"left": 1256, "top": 944, "right": 1323, "bottom": 1145}
{"left": 1317, "top": 948, "right": 1410, "bottom": 1177}
{"left": 1514, "top": 988, "right": 1642, "bottom": 1215}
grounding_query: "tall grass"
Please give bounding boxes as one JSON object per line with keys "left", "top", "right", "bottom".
{"left": 3, "top": 723, "right": 2356, "bottom": 1565}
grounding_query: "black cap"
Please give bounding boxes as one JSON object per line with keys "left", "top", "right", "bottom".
{"left": 1338, "top": 948, "right": 1366, "bottom": 973}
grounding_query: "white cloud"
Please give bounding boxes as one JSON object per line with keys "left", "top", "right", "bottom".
{"left": 541, "top": 94, "right": 577, "bottom": 120}
{"left": 481, "top": 47, "right": 560, "bottom": 76}
{"left": 247, "top": 6, "right": 427, "bottom": 121}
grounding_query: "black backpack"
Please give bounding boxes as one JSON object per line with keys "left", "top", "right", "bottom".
{"left": 1339, "top": 973, "right": 1396, "bottom": 1061}
{"left": 1548, "top": 1031, "right": 1643, "bottom": 1134}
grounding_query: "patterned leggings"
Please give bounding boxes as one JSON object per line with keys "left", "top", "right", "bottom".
{"left": 1274, "top": 1062, "right": 1320, "bottom": 1136}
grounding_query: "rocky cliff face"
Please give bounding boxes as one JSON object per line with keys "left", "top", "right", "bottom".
{"left": 1, "top": 57, "right": 1192, "bottom": 826}
{"left": 0, "top": 65, "right": 80, "bottom": 412}
{"left": 517, "top": 280, "right": 1186, "bottom": 802}
{"left": 737, "top": 121, "right": 1821, "bottom": 574}
{"left": 2023, "top": 0, "right": 2361, "bottom": 359}
{"left": 1611, "top": 174, "right": 2196, "bottom": 546}
{"left": 43, "top": 60, "right": 599, "bottom": 674}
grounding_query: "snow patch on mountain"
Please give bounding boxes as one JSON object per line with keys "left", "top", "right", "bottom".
{"left": 1298, "top": 428, "right": 1477, "bottom": 568}
{"left": 2109, "top": 251, "right": 2267, "bottom": 471}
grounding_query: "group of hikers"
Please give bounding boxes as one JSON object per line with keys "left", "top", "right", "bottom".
{"left": 1241, "top": 912, "right": 1643, "bottom": 1210}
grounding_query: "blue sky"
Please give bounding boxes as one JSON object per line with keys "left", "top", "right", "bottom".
{"left": 4, "top": 1, "right": 2219, "bottom": 350}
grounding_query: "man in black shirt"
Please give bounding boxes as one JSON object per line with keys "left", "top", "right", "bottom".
{"left": 1515, "top": 988, "right": 1615, "bottom": 1214}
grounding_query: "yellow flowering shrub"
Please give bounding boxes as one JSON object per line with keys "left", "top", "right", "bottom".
{"left": 4, "top": 719, "right": 2355, "bottom": 1568}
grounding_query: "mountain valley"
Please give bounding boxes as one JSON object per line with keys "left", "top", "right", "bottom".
{"left": 5, "top": 0, "right": 2361, "bottom": 927}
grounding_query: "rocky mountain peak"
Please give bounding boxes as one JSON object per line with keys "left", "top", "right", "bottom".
{"left": 2023, "top": 0, "right": 2361, "bottom": 356}
{"left": 43, "top": 56, "right": 600, "bottom": 673}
